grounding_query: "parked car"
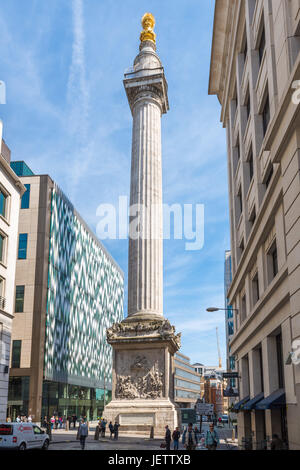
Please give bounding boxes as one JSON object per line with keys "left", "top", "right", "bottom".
{"left": 0, "top": 422, "right": 50, "bottom": 450}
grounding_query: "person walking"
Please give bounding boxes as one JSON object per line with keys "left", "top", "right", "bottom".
{"left": 94, "top": 422, "right": 100, "bottom": 440}
{"left": 113, "top": 421, "right": 120, "bottom": 440}
{"left": 205, "top": 423, "right": 219, "bottom": 450}
{"left": 27, "top": 415, "right": 32, "bottom": 423}
{"left": 50, "top": 415, "right": 55, "bottom": 430}
{"left": 72, "top": 414, "right": 77, "bottom": 429}
{"left": 182, "top": 423, "right": 198, "bottom": 450}
{"left": 78, "top": 419, "right": 89, "bottom": 450}
{"left": 16, "top": 415, "right": 21, "bottom": 423}
{"left": 101, "top": 418, "right": 107, "bottom": 438}
{"left": 109, "top": 421, "right": 114, "bottom": 439}
{"left": 172, "top": 427, "right": 180, "bottom": 451}
{"left": 165, "top": 425, "right": 171, "bottom": 450}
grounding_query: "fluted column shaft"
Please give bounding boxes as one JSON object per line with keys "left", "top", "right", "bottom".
{"left": 128, "top": 94, "right": 163, "bottom": 318}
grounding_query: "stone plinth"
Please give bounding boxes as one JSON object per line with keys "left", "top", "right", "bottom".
{"left": 104, "top": 319, "right": 181, "bottom": 436}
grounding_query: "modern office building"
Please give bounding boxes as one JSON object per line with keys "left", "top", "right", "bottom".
{"left": 174, "top": 353, "right": 202, "bottom": 408}
{"left": 209, "top": 0, "right": 300, "bottom": 449}
{"left": 0, "top": 133, "right": 25, "bottom": 421}
{"left": 7, "top": 162, "right": 124, "bottom": 422}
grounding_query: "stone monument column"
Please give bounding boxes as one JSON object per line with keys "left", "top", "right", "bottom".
{"left": 104, "top": 13, "right": 181, "bottom": 436}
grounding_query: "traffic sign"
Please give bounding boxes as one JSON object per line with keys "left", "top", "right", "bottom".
{"left": 196, "top": 403, "right": 214, "bottom": 415}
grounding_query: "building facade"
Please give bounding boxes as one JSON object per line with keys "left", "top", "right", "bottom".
{"left": 7, "top": 162, "right": 124, "bottom": 422}
{"left": 209, "top": 0, "right": 300, "bottom": 449}
{"left": 174, "top": 353, "right": 202, "bottom": 408}
{"left": 224, "top": 251, "right": 239, "bottom": 411}
{"left": 0, "top": 135, "right": 25, "bottom": 421}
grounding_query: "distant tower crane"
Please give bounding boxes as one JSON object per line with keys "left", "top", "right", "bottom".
{"left": 216, "top": 327, "right": 222, "bottom": 369}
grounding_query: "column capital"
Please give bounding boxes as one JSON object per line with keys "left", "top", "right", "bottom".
{"left": 123, "top": 42, "right": 169, "bottom": 115}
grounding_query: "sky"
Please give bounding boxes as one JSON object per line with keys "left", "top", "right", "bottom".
{"left": 0, "top": 0, "right": 230, "bottom": 367}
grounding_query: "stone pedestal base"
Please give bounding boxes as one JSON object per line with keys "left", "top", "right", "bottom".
{"left": 104, "top": 318, "right": 181, "bottom": 436}
{"left": 104, "top": 398, "right": 179, "bottom": 437}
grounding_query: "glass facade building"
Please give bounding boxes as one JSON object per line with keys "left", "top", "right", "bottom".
{"left": 174, "top": 353, "right": 201, "bottom": 408}
{"left": 8, "top": 173, "right": 124, "bottom": 422}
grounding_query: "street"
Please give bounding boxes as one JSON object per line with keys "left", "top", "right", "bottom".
{"left": 48, "top": 424, "right": 238, "bottom": 451}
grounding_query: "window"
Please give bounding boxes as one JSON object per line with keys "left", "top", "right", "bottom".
{"left": 258, "top": 347, "right": 264, "bottom": 392}
{"left": 258, "top": 27, "right": 265, "bottom": 65}
{"left": 0, "top": 189, "right": 8, "bottom": 218}
{"left": 267, "top": 241, "right": 278, "bottom": 282}
{"left": 228, "top": 321, "right": 234, "bottom": 336}
{"left": 262, "top": 93, "right": 270, "bottom": 136}
{"left": 0, "top": 233, "right": 6, "bottom": 263}
{"left": 237, "top": 188, "right": 243, "bottom": 217}
{"left": 21, "top": 184, "right": 30, "bottom": 209}
{"left": 0, "top": 278, "right": 5, "bottom": 310}
{"left": 15, "top": 286, "right": 25, "bottom": 313}
{"left": 250, "top": 206, "right": 256, "bottom": 227}
{"left": 246, "top": 91, "right": 251, "bottom": 122}
{"left": 18, "top": 234, "right": 28, "bottom": 259}
{"left": 33, "top": 425, "right": 43, "bottom": 435}
{"left": 265, "top": 165, "right": 274, "bottom": 188}
{"left": 11, "top": 340, "right": 21, "bottom": 368}
{"left": 241, "top": 295, "right": 247, "bottom": 322}
{"left": 276, "top": 333, "right": 284, "bottom": 389}
{"left": 252, "top": 273, "right": 260, "bottom": 305}
{"left": 248, "top": 147, "right": 254, "bottom": 181}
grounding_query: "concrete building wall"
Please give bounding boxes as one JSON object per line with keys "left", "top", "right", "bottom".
{"left": 209, "top": 0, "right": 300, "bottom": 449}
{"left": 0, "top": 137, "right": 25, "bottom": 421}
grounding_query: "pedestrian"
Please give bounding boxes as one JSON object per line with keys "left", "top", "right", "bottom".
{"left": 101, "top": 418, "right": 107, "bottom": 437}
{"left": 67, "top": 415, "right": 72, "bottom": 429}
{"left": 50, "top": 415, "right": 55, "bottom": 429}
{"left": 16, "top": 415, "right": 21, "bottom": 423}
{"left": 172, "top": 427, "right": 180, "bottom": 451}
{"left": 46, "top": 418, "right": 52, "bottom": 442}
{"left": 72, "top": 414, "right": 77, "bottom": 429}
{"left": 113, "top": 421, "right": 120, "bottom": 440}
{"left": 164, "top": 425, "right": 171, "bottom": 450}
{"left": 271, "top": 434, "right": 284, "bottom": 450}
{"left": 78, "top": 419, "right": 89, "bottom": 450}
{"left": 94, "top": 423, "right": 100, "bottom": 440}
{"left": 182, "top": 423, "right": 198, "bottom": 450}
{"left": 205, "top": 423, "right": 219, "bottom": 450}
{"left": 109, "top": 421, "right": 114, "bottom": 439}
{"left": 28, "top": 414, "right": 32, "bottom": 423}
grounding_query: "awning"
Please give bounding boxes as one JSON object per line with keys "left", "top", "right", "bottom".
{"left": 243, "top": 392, "right": 264, "bottom": 410}
{"left": 233, "top": 396, "right": 250, "bottom": 411}
{"left": 256, "top": 389, "right": 286, "bottom": 410}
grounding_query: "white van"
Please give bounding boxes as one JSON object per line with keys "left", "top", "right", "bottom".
{"left": 0, "top": 422, "right": 50, "bottom": 450}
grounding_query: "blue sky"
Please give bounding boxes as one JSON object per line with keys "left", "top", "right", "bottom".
{"left": 0, "top": 0, "right": 230, "bottom": 366}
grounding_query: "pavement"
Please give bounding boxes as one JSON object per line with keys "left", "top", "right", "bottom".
{"left": 48, "top": 424, "right": 239, "bottom": 451}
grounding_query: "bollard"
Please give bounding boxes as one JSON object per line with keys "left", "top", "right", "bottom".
{"left": 150, "top": 426, "right": 154, "bottom": 439}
